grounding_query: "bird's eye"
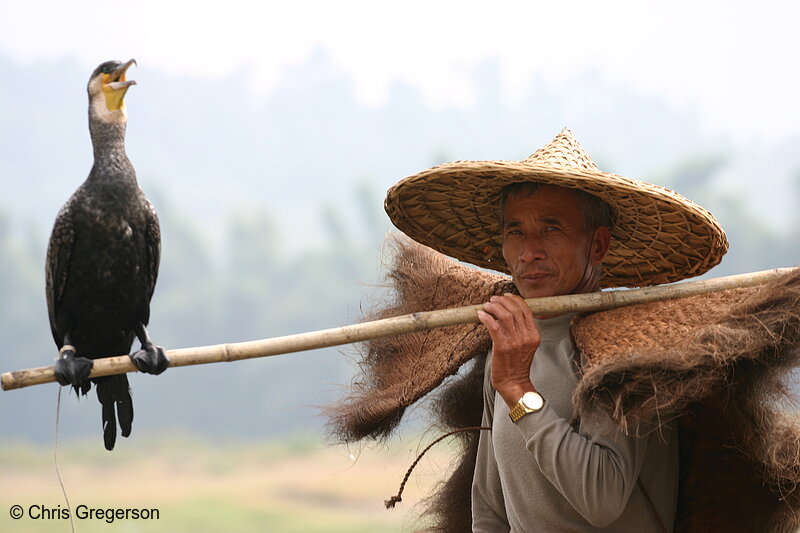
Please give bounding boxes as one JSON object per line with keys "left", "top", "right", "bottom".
{"left": 101, "top": 65, "right": 112, "bottom": 74}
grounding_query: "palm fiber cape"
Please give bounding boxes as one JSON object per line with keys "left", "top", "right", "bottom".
{"left": 329, "top": 234, "right": 800, "bottom": 533}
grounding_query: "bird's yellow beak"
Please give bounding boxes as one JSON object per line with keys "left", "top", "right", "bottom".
{"left": 103, "top": 59, "right": 137, "bottom": 111}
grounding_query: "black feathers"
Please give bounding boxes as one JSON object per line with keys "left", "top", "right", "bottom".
{"left": 46, "top": 59, "right": 167, "bottom": 450}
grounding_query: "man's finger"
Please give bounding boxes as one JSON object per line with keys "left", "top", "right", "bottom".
{"left": 486, "top": 295, "right": 533, "bottom": 334}
{"left": 503, "top": 293, "right": 537, "bottom": 329}
{"left": 482, "top": 304, "right": 523, "bottom": 340}
{"left": 477, "top": 309, "right": 497, "bottom": 330}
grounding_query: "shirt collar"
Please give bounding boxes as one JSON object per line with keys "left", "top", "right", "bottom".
{"left": 534, "top": 312, "right": 576, "bottom": 341}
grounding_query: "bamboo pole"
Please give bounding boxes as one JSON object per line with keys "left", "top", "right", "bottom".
{"left": 1, "top": 267, "right": 794, "bottom": 392}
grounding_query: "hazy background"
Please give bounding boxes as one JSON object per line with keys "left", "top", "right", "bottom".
{"left": 2, "top": 1, "right": 800, "bottom": 530}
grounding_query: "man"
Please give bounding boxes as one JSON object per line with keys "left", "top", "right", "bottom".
{"left": 473, "top": 182, "right": 677, "bottom": 532}
{"left": 382, "top": 128, "right": 728, "bottom": 531}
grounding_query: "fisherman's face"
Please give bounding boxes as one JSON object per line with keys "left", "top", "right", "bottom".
{"left": 501, "top": 185, "right": 610, "bottom": 299}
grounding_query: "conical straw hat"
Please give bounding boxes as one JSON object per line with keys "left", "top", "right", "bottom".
{"left": 384, "top": 128, "right": 728, "bottom": 287}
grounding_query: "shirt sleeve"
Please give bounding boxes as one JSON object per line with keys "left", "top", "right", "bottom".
{"left": 471, "top": 356, "right": 511, "bottom": 533}
{"left": 515, "top": 403, "right": 650, "bottom": 528}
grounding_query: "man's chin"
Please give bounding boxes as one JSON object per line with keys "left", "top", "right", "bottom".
{"left": 514, "top": 279, "right": 561, "bottom": 299}
{"left": 519, "top": 289, "right": 560, "bottom": 299}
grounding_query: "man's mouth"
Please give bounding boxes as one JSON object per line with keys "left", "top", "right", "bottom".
{"left": 519, "top": 271, "right": 551, "bottom": 283}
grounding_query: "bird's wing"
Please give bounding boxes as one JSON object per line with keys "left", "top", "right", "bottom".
{"left": 45, "top": 204, "right": 76, "bottom": 347}
{"left": 144, "top": 198, "right": 161, "bottom": 302}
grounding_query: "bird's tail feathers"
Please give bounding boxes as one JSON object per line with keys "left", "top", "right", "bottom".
{"left": 95, "top": 374, "right": 134, "bottom": 451}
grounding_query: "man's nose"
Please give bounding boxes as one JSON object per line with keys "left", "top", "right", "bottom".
{"left": 518, "top": 237, "right": 547, "bottom": 263}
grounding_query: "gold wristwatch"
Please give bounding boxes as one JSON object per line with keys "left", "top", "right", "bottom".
{"left": 508, "top": 391, "right": 545, "bottom": 422}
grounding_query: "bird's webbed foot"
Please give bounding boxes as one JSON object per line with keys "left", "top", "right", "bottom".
{"left": 130, "top": 323, "right": 168, "bottom": 375}
{"left": 54, "top": 345, "right": 93, "bottom": 395}
{"left": 130, "top": 343, "right": 168, "bottom": 374}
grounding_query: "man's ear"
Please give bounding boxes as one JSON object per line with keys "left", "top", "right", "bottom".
{"left": 591, "top": 226, "right": 612, "bottom": 265}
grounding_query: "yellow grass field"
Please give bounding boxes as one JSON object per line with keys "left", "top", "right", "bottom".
{"left": 0, "top": 433, "right": 456, "bottom": 532}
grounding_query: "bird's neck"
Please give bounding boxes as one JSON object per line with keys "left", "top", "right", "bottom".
{"left": 89, "top": 120, "right": 135, "bottom": 181}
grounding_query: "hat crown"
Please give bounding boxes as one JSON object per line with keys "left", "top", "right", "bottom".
{"left": 525, "top": 128, "right": 599, "bottom": 172}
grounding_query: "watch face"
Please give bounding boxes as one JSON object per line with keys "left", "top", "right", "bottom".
{"left": 521, "top": 391, "right": 544, "bottom": 411}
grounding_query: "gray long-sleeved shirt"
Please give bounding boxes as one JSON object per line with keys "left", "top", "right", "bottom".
{"left": 472, "top": 312, "right": 679, "bottom": 532}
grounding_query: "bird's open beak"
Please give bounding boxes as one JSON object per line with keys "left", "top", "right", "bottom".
{"left": 103, "top": 59, "right": 138, "bottom": 111}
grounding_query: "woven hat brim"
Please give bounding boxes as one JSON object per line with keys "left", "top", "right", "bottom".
{"left": 384, "top": 160, "right": 729, "bottom": 288}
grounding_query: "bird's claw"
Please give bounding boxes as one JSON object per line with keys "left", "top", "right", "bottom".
{"left": 130, "top": 343, "right": 168, "bottom": 375}
{"left": 54, "top": 348, "right": 93, "bottom": 394}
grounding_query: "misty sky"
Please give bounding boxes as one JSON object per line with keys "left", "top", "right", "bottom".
{"left": 2, "top": 0, "right": 798, "bottom": 145}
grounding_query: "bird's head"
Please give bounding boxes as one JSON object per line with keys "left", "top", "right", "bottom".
{"left": 87, "top": 59, "right": 137, "bottom": 123}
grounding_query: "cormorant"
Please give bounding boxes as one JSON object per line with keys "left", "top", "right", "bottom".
{"left": 46, "top": 59, "right": 168, "bottom": 451}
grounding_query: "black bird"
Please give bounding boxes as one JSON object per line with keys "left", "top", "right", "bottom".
{"left": 46, "top": 59, "right": 168, "bottom": 450}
